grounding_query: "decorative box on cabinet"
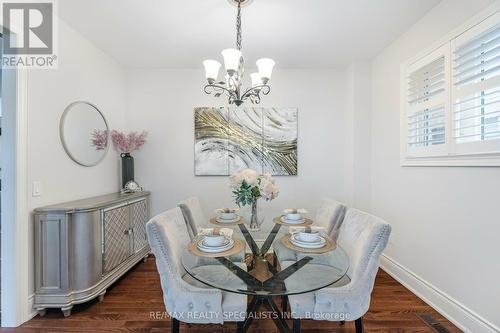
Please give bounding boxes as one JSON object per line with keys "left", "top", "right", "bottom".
{"left": 33, "top": 191, "right": 151, "bottom": 317}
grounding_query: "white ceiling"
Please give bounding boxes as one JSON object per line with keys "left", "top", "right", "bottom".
{"left": 58, "top": 0, "right": 440, "bottom": 69}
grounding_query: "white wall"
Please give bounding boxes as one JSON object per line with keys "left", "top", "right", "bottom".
{"left": 24, "top": 18, "right": 127, "bottom": 316}
{"left": 125, "top": 68, "right": 352, "bottom": 222}
{"left": 346, "top": 62, "right": 372, "bottom": 211}
{"left": 370, "top": 0, "right": 500, "bottom": 332}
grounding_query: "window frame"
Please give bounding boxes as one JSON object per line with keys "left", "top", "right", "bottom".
{"left": 400, "top": 3, "right": 500, "bottom": 166}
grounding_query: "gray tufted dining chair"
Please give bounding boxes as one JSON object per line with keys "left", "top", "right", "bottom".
{"left": 274, "top": 198, "right": 347, "bottom": 264}
{"left": 314, "top": 198, "right": 347, "bottom": 241}
{"left": 146, "top": 207, "right": 247, "bottom": 332}
{"left": 178, "top": 196, "right": 245, "bottom": 263}
{"left": 178, "top": 196, "right": 206, "bottom": 240}
{"left": 284, "top": 208, "right": 391, "bottom": 333}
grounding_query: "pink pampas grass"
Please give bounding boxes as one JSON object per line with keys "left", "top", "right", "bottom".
{"left": 111, "top": 130, "right": 148, "bottom": 153}
{"left": 91, "top": 129, "right": 109, "bottom": 150}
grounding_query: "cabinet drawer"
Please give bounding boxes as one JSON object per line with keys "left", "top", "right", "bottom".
{"left": 103, "top": 204, "right": 130, "bottom": 273}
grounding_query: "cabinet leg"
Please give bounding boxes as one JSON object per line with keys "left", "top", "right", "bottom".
{"left": 37, "top": 309, "right": 47, "bottom": 317}
{"left": 61, "top": 306, "right": 73, "bottom": 317}
{"left": 98, "top": 290, "right": 106, "bottom": 302}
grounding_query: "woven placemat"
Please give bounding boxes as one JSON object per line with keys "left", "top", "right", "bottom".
{"left": 280, "top": 234, "right": 336, "bottom": 254}
{"left": 273, "top": 216, "right": 314, "bottom": 226}
{"left": 188, "top": 238, "right": 246, "bottom": 258}
{"left": 210, "top": 216, "right": 245, "bottom": 226}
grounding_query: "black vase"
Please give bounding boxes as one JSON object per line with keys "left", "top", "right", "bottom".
{"left": 121, "top": 153, "right": 134, "bottom": 188}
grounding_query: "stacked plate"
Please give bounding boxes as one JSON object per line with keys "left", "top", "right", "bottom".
{"left": 290, "top": 233, "right": 326, "bottom": 249}
{"left": 215, "top": 215, "right": 240, "bottom": 223}
{"left": 197, "top": 236, "right": 235, "bottom": 253}
{"left": 280, "top": 215, "right": 305, "bottom": 225}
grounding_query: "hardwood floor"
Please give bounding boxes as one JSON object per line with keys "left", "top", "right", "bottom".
{"left": 1, "top": 258, "right": 462, "bottom": 333}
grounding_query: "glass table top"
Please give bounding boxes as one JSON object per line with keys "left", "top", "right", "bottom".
{"left": 181, "top": 219, "right": 350, "bottom": 296}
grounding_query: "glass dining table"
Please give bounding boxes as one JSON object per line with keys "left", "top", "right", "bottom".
{"left": 181, "top": 219, "right": 350, "bottom": 333}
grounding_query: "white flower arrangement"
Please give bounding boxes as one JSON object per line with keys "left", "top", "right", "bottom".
{"left": 229, "top": 169, "right": 279, "bottom": 207}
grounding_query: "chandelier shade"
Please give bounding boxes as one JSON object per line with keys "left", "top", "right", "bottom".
{"left": 250, "top": 73, "right": 262, "bottom": 87}
{"left": 221, "top": 48, "right": 242, "bottom": 73}
{"left": 202, "top": 60, "right": 221, "bottom": 82}
{"left": 202, "top": 0, "right": 275, "bottom": 106}
{"left": 256, "top": 58, "right": 275, "bottom": 82}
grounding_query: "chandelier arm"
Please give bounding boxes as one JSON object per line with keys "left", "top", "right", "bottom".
{"left": 240, "top": 84, "right": 271, "bottom": 100}
{"left": 204, "top": 84, "right": 237, "bottom": 99}
{"left": 250, "top": 94, "right": 261, "bottom": 104}
{"left": 259, "top": 85, "right": 271, "bottom": 95}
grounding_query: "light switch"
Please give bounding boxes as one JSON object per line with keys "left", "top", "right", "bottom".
{"left": 32, "top": 181, "right": 42, "bottom": 197}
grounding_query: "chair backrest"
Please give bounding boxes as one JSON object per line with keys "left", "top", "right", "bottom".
{"left": 337, "top": 208, "right": 391, "bottom": 290}
{"left": 178, "top": 197, "right": 206, "bottom": 239}
{"left": 146, "top": 207, "right": 192, "bottom": 309}
{"left": 315, "top": 198, "right": 347, "bottom": 240}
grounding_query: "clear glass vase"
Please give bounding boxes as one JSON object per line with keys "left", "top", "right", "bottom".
{"left": 247, "top": 200, "right": 264, "bottom": 231}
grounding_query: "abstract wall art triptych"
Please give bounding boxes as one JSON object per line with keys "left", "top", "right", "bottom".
{"left": 194, "top": 107, "right": 298, "bottom": 176}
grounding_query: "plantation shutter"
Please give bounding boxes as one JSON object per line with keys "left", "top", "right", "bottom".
{"left": 404, "top": 44, "right": 450, "bottom": 157}
{"left": 452, "top": 12, "right": 500, "bottom": 154}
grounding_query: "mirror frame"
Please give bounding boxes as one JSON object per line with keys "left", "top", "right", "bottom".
{"left": 59, "top": 101, "right": 110, "bottom": 167}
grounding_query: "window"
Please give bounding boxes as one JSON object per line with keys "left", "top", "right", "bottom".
{"left": 452, "top": 13, "right": 500, "bottom": 155}
{"left": 404, "top": 45, "right": 449, "bottom": 158}
{"left": 401, "top": 9, "right": 500, "bottom": 165}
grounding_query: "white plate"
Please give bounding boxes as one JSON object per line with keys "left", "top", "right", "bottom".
{"left": 280, "top": 216, "right": 305, "bottom": 225}
{"left": 216, "top": 216, "right": 240, "bottom": 223}
{"left": 197, "top": 238, "right": 235, "bottom": 253}
{"left": 290, "top": 234, "right": 326, "bottom": 249}
{"left": 198, "top": 237, "right": 233, "bottom": 249}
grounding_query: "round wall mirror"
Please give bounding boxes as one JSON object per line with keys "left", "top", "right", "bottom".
{"left": 60, "top": 101, "right": 109, "bottom": 167}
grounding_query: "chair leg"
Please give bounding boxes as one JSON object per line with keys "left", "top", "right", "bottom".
{"left": 355, "top": 317, "right": 363, "bottom": 333}
{"left": 281, "top": 295, "right": 288, "bottom": 313}
{"left": 236, "top": 321, "right": 244, "bottom": 333}
{"left": 293, "top": 318, "right": 301, "bottom": 333}
{"left": 171, "top": 318, "right": 180, "bottom": 333}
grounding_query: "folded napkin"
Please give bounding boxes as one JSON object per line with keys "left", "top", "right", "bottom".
{"left": 289, "top": 226, "right": 326, "bottom": 236}
{"left": 283, "top": 208, "right": 308, "bottom": 214}
{"left": 197, "top": 227, "right": 234, "bottom": 238}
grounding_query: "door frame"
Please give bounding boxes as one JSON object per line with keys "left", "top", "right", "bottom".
{"left": 1, "top": 26, "right": 31, "bottom": 327}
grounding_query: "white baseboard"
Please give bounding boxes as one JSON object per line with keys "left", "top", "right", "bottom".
{"left": 380, "top": 254, "right": 499, "bottom": 333}
{"left": 27, "top": 294, "right": 37, "bottom": 321}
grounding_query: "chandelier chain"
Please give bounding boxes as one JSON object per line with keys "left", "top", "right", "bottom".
{"left": 236, "top": 0, "right": 242, "bottom": 50}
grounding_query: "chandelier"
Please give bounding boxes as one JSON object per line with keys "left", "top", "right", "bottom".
{"left": 202, "top": 0, "right": 275, "bottom": 106}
